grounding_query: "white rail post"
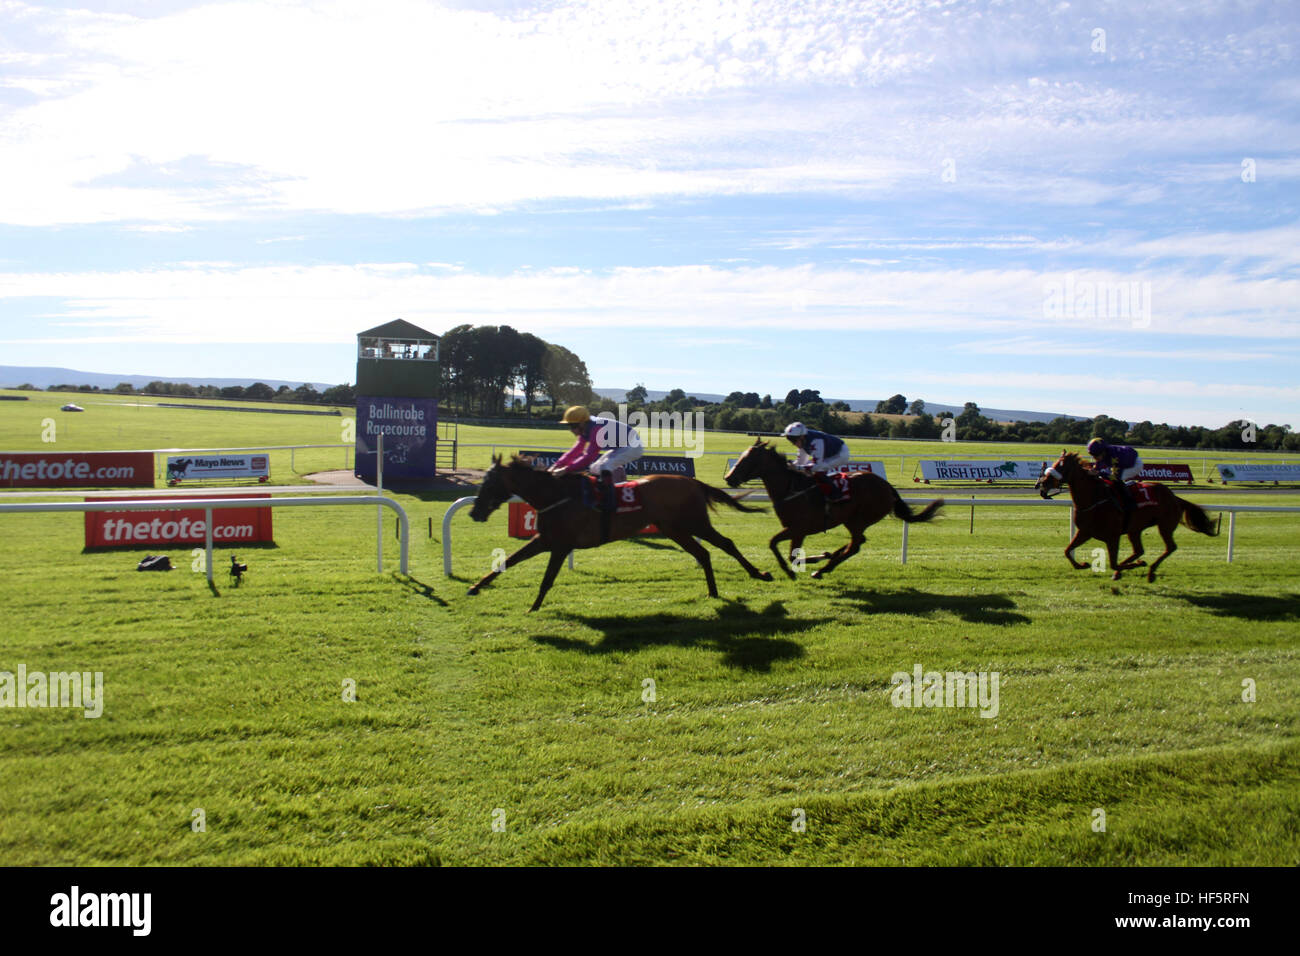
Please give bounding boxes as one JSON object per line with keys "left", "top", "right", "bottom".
{"left": 376, "top": 432, "right": 384, "bottom": 573}
{"left": 901, "top": 521, "right": 909, "bottom": 565}
{"left": 1227, "top": 511, "right": 1236, "bottom": 563}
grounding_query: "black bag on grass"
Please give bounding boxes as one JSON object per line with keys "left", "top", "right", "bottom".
{"left": 136, "top": 554, "right": 173, "bottom": 571}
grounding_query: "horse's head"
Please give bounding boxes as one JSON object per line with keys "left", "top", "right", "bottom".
{"left": 470, "top": 455, "right": 513, "bottom": 521}
{"left": 1035, "top": 449, "right": 1078, "bottom": 499}
{"left": 724, "top": 438, "right": 777, "bottom": 487}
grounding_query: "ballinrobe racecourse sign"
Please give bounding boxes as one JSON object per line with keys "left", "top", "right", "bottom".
{"left": 355, "top": 396, "right": 437, "bottom": 482}
{"left": 0, "top": 451, "right": 153, "bottom": 488}
{"left": 518, "top": 450, "right": 696, "bottom": 477}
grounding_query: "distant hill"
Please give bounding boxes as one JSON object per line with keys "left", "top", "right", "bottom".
{"left": 593, "top": 388, "right": 1088, "bottom": 426}
{"left": 0, "top": 366, "right": 334, "bottom": 393}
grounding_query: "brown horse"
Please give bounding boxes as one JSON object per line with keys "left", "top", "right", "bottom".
{"left": 1035, "top": 450, "right": 1218, "bottom": 581}
{"left": 467, "top": 455, "right": 773, "bottom": 611}
{"left": 723, "top": 440, "right": 944, "bottom": 580}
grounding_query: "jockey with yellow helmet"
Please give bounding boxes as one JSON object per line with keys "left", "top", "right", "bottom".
{"left": 550, "top": 406, "right": 644, "bottom": 540}
{"left": 550, "top": 405, "right": 644, "bottom": 481}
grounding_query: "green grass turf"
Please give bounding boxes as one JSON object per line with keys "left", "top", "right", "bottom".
{"left": 1, "top": 390, "right": 1297, "bottom": 865}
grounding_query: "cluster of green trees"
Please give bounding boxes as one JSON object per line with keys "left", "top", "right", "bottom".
{"left": 31, "top": 381, "right": 357, "bottom": 405}
{"left": 589, "top": 386, "right": 1299, "bottom": 451}
{"left": 439, "top": 325, "right": 593, "bottom": 416}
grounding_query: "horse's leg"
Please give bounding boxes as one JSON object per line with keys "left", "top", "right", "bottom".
{"left": 1107, "top": 535, "right": 1124, "bottom": 581}
{"left": 669, "top": 533, "right": 719, "bottom": 598}
{"left": 1145, "top": 517, "right": 1178, "bottom": 583}
{"left": 1064, "top": 527, "right": 1091, "bottom": 569}
{"left": 528, "top": 549, "right": 569, "bottom": 612}
{"left": 810, "top": 524, "right": 866, "bottom": 580}
{"left": 768, "top": 528, "right": 798, "bottom": 580}
{"left": 1118, "top": 526, "right": 1146, "bottom": 569}
{"left": 467, "top": 535, "right": 548, "bottom": 595}
{"left": 695, "top": 525, "right": 774, "bottom": 582}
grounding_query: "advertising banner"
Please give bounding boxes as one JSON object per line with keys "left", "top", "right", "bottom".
{"left": 166, "top": 454, "right": 269, "bottom": 483}
{"left": 355, "top": 396, "right": 437, "bottom": 481}
{"left": 1216, "top": 463, "right": 1300, "bottom": 483}
{"left": 0, "top": 452, "right": 153, "bottom": 488}
{"left": 918, "top": 460, "right": 1049, "bottom": 482}
{"left": 725, "top": 458, "right": 887, "bottom": 479}
{"left": 518, "top": 450, "right": 695, "bottom": 477}
{"left": 1136, "top": 463, "right": 1194, "bottom": 483}
{"left": 83, "top": 494, "right": 273, "bottom": 547}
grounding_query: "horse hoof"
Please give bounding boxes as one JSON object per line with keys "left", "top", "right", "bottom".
{"left": 760, "top": 571, "right": 773, "bottom": 582}
{"left": 467, "top": 587, "right": 479, "bottom": 596}
{"left": 1111, "top": 572, "right": 1121, "bottom": 581}
{"left": 811, "top": 569, "right": 824, "bottom": 580}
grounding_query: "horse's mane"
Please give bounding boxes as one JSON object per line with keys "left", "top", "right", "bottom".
{"left": 753, "top": 439, "right": 789, "bottom": 464}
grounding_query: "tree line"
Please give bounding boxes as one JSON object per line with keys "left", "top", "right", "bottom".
{"left": 589, "top": 388, "right": 1299, "bottom": 452}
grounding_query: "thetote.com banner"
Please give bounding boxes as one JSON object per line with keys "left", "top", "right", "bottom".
{"left": 0, "top": 451, "right": 153, "bottom": 488}
{"left": 355, "top": 396, "right": 437, "bottom": 481}
{"left": 83, "top": 494, "right": 273, "bottom": 547}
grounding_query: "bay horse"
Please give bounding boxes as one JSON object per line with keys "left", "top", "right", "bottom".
{"left": 467, "top": 455, "right": 773, "bottom": 611}
{"left": 1035, "top": 450, "right": 1218, "bottom": 581}
{"left": 724, "top": 440, "right": 944, "bottom": 580}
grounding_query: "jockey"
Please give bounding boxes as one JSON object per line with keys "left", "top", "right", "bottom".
{"left": 782, "top": 421, "right": 852, "bottom": 502}
{"left": 1086, "top": 437, "right": 1143, "bottom": 515}
{"left": 550, "top": 406, "right": 644, "bottom": 539}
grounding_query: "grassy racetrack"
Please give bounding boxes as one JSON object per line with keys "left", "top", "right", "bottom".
{"left": 1, "top": 391, "right": 1297, "bottom": 865}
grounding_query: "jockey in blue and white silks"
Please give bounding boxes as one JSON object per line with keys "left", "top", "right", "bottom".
{"left": 782, "top": 422, "right": 852, "bottom": 502}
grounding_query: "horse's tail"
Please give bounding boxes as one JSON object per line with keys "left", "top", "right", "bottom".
{"left": 696, "top": 480, "right": 766, "bottom": 513}
{"left": 890, "top": 484, "right": 944, "bottom": 523}
{"left": 1177, "top": 496, "right": 1219, "bottom": 536}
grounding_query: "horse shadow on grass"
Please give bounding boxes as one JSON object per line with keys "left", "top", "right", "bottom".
{"left": 829, "top": 586, "right": 1031, "bottom": 626}
{"left": 532, "top": 600, "right": 807, "bottom": 671}
{"left": 1177, "top": 592, "right": 1300, "bottom": 622}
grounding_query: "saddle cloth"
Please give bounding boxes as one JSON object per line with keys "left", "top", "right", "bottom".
{"left": 584, "top": 476, "right": 646, "bottom": 513}
{"left": 816, "top": 472, "right": 852, "bottom": 502}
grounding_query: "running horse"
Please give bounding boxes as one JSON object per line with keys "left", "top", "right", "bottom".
{"left": 1035, "top": 450, "right": 1218, "bottom": 581}
{"left": 724, "top": 440, "right": 944, "bottom": 579}
{"left": 467, "top": 455, "right": 773, "bottom": 611}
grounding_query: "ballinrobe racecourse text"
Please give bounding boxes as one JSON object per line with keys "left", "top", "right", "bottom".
{"left": 364, "top": 401, "right": 429, "bottom": 437}
{"left": 0, "top": 867, "right": 1274, "bottom": 940}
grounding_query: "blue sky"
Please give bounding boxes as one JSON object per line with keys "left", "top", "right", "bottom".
{"left": 0, "top": 0, "right": 1296, "bottom": 427}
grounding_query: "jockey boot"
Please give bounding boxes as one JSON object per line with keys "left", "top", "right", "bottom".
{"left": 599, "top": 471, "right": 615, "bottom": 543}
{"left": 1115, "top": 479, "right": 1135, "bottom": 524}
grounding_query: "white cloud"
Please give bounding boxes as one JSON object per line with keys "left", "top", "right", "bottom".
{"left": 3, "top": 0, "right": 1295, "bottom": 223}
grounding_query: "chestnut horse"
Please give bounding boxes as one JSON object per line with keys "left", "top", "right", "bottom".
{"left": 1035, "top": 450, "right": 1217, "bottom": 581}
{"left": 724, "top": 440, "right": 943, "bottom": 580}
{"left": 467, "top": 455, "right": 773, "bottom": 611}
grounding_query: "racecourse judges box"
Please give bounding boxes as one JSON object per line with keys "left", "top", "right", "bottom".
{"left": 354, "top": 319, "right": 440, "bottom": 483}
